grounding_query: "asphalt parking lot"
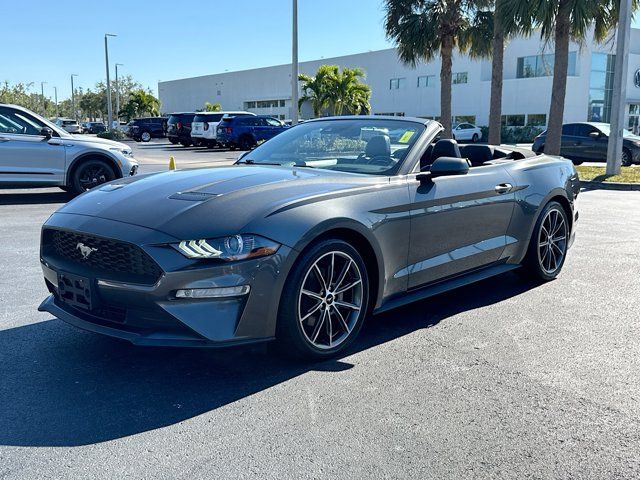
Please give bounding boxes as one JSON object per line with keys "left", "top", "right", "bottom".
{"left": 0, "top": 141, "right": 639, "bottom": 478}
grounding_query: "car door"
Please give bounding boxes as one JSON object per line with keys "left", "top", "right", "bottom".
{"left": 559, "top": 124, "right": 581, "bottom": 160}
{"left": 405, "top": 163, "right": 517, "bottom": 289}
{"left": 579, "top": 124, "right": 607, "bottom": 161}
{"left": 0, "top": 106, "right": 66, "bottom": 186}
{"left": 453, "top": 124, "right": 467, "bottom": 141}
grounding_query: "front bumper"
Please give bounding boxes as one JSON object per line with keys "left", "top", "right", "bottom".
{"left": 38, "top": 214, "right": 295, "bottom": 347}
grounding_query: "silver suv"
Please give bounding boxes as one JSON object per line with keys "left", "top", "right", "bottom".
{"left": 0, "top": 104, "right": 138, "bottom": 195}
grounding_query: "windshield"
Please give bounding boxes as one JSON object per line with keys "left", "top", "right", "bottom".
{"left": 596, "top": 125, "right": 635, "bottom": 138}
{"left": 239, "top": 118, "right": 426, "bottom": 175}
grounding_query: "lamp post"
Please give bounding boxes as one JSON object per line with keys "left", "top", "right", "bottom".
{"left": 606, "top": 0, "right": 632, "bottom": 175}
{"left": 71, "top": 74, "right": 78, "bottom": 121}
{"left": 115, "top": 63, "right": 124, "bottom": 128}
{"left": 53, "top": 86, "right": 58, "bottom": 117}
{"left": 291, "top": 0, "right": 299, "bottom": 125}
{"left": 104, "top": 33, "right": 117, "bottom": 131}
{"left": 40, "top": 81, "right": 47, "bottom": 116}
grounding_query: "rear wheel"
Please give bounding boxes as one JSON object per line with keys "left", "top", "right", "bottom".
{"left": 238, "top": 135, "right": 255, "bottom": 151}
{"left": 276, "top": 240, "right": 369, "bottom": 360}
{"left": 69, "top": 159, "right": 116, "bottom": 196}
{"left": 169, "top": 138, "right": 179, "bottom": 145}
{"left": 522, "top": 201, "right": 569, "bottom": 281}
{"left": 180, "top": 140, "right": 192, "bottom": 147}
{"left": 571, "top": 159, "right": 583, "bottom": 166}
{"left": 621, "top": 148, "right": 632, "bottom": 167}
{"left": 141, "top": 131, "right": 151, "bottom": 142}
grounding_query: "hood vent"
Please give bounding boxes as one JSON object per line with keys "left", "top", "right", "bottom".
{"left": 169, "top": 191, "right": 220, "bottom": 201}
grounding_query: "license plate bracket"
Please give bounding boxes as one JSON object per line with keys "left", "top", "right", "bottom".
{"left": 58, "top": 272, "right": 92, "bottom": 311}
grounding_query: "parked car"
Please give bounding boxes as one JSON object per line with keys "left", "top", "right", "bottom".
{"left": 191, "top": 111, "right": 255, "bottom": 148}
{"left": 167, "top": 113, "right": 196, "bottom": 146}
{"left": 217, "top": 115, "right": 289, "bottom": 150}
{"left": 452, "top": 122, "right": 482, "bottom": 143}
{"left": 37, "top": 116, "right": 579, "bottom": 360}
{"left": 82, "top": 122, "right": 106, "bottom": 134}
{"left": 127, "top": 117, "right": 168, "bottom": 142}
{"left": 532, "top": 122, "right": 640, "bottom": 166}
{"left": 0, "top": 104, "right": 138, "bottom": 194}
{"left": 54, "top": 118, "right": 83, "bottom": 134}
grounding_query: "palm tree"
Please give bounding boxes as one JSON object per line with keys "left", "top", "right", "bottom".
{"left": 502, "top": 0, "right": 638, "bottom": 155}
{"left": 299, "top": 65, "right": 372, "bottom": 117}
{"left": 298, "top": 65, "right": 335, "bottom": 117}
{"left": 385, "top": 0, "right": 489, "bottom": 138}
{"left": 329, "top": 67, "right": 372, "bottom": 115}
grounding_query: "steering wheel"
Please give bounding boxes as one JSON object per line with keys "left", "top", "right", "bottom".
{"left": 365, "top": 155, "right": 394, "bottom": 167}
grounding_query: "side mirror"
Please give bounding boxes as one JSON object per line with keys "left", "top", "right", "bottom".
{"left": 40, "top": 127, "right": 53, "bottom": 139}
{"left": 589, "top": 131, "right": 601, "bottom": 139}
{"left": 417, "top": 156, "right": 469, "bottom": 183}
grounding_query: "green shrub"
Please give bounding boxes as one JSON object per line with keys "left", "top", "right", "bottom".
{"left": 97, "top": 130, "right": 126, "bottom": 141}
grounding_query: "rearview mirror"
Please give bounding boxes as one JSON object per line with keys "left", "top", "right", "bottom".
{"left": 417, "top": 156, "right": 469, "bottom": 183}
{"left": 40, "top": 127, "right": 53, "bottom": 139}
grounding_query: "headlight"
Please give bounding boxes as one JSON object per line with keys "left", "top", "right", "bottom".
{"left": 174, "top": 234, "right": 280, "bottom": 261}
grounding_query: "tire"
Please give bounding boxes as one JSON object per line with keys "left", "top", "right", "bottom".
{"left": 169, "top": 138, "right": 179, "bottom": 145}
{"left": 621, "top": 148, "right": 632, "bottom": 167}
{"left": 140, "top": 131, "right": 151, "bottom": 142}
{"left": 180, "top": 140, "right": 192, "bottom": 147}
{"left": 472, "top": 133, "right": 479, "bottom": 143}
{"left": 68, "top": 159, "right": 116, "bottom": 196}
{"left": 206, "top": 141, "right": 217, "bottom": 149}
{"left": 276, "top": 239, "right": 370, "bottom": 360}
{"left": 522, "top": 201, "right": 570, "bottom": 282}
{"left": 571, "top": 159, "right": 583, "bottom": 166}
{"left": 238, "top": 135, "right": 255, "bottom": 151}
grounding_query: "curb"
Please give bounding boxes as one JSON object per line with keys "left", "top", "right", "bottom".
{"left": 580, "top": 180, "right": 640, "bottom": 191}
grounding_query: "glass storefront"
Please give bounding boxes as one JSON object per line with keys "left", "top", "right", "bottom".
{"left": 588, "top": 53, "right": 616, "bottom": 123}
{"left": 629, "top": 104, "right": 640, "bottom": 135}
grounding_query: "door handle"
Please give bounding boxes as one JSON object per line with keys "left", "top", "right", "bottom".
{"left": 495, "top": 183, "right": 513, "bottom": 194}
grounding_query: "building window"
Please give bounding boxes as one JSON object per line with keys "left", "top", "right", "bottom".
{"left": 417, "top": 75, "right": 435, "bottom": 87}
{"left": 526, "top": 114, "right": 547, "bottom": 126}
{"left": 588, "top": 53, "right": 615, "bottom": 123}
{"left": 501, "top": 115, "right": 526, "bottom": 127}
{"left": 245, "top": 101, "right": 256, "bottom": 109}
{"left": 517, "top": 52, "right": 577, "bottom": 78}
{"left": 453, "top": 115, "right": 476, "bottom": 125}
{"left": 279, "top": 100, "right": 286, "bottom": 107}
{"left": 452, "top": 72, "right": 468, "bottom": 84}
{"left": 389, "top": 78, "right": 406, "bottom": 89}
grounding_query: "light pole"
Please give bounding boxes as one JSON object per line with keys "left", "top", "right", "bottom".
{"left": 606, "top": 0, "right": 632, "bottom": 175}
{"left": 291, "top": 0, "right": 299, "bottom": 125}
{"left": 40, "top": 82, "right": 47, "bottom": 116}
{"left": 53, "top": 86, "right": 59, "bottom": 117}
{"left": 71, "top": 74, "right": 78, "bottom": 122}
{"left": 115, "top": 63, "right": 124, "bottom": 128}
{"left": 104, "top": 33, "right": 117, "bottom": 131}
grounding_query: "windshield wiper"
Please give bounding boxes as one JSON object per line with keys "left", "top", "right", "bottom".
{"left": 236, "top": 159, "right": 283, "bottom": 166}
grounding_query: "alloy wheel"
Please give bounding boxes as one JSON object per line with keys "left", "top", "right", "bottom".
{"left": 621, "top": 150, "right": 631, "bottom": 167}
{"left": 78, "top": 164, "right": 110, "bottom": 191}
{"left": 141, "top": 131, "right": 151, "bottom": 142}
{"left": 297, "top": 251, "right": 363, "bottom": 350}
{"left": 537, "top": 208, "right": 567, "bottom": 275}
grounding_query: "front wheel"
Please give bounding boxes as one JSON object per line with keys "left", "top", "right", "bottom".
{"left": 69, "top": 159, "right": 116, "bottom": 196}
{"left": 571, "top": 159, "right": 583, "bottom": 166}
{"left": 472, "top": 133, "right": 479, "bottom": 143}
{"left": 522, "top": 201, "right": 569, "bottom": 281}
{"left": 621, "top": 148, "right": 632, "bottom": 167}
{"left": 141, "top": 131, "right": 151, "bottom": 142}
{"left": 276, "top": 240, "right": 369, "bottom": 360}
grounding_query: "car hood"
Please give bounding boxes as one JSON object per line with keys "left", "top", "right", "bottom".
{"left": 65, "top": 135, "right": 129, "bottom": 150}
{"left": 56, "top": 166, "right": 383, "bottom": 240}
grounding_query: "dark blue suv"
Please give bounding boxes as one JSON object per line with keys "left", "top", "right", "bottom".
{"left": 217, "top": 115, "right": 289, "bottom": 150}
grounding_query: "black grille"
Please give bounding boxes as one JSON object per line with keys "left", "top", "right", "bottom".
{"left": 43, "top": 228, "right": 162, "bottom": 285}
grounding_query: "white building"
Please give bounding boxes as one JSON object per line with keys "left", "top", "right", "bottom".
{"left": 159, "top": 28, "right": 640, "bottom": 134}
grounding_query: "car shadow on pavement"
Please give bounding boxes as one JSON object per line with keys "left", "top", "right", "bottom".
{"left": 0, "top": 190, "right": 72, "bottom": 205}
{"left": 0, "top": 271, "right": 538, "bottom": 447}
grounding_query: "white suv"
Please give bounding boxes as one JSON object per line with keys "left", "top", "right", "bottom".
{"left": 191, "top": 111, "right": 255, "bottom": 148}
{"left": 0, "top": 104, "right": 138, "bottom": 195}
{"left": 54, "top": 118, "right": 83, "bottom": 134}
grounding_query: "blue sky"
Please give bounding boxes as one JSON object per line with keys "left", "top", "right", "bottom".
{"left": 2, "top": 1, "right": 639, "bottom": 102}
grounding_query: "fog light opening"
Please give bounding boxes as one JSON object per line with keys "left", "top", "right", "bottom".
{"left": 175, "top": 285, "right": 250, "bottom": 299}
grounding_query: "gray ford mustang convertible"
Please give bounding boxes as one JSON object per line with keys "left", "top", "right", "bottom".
{"left": 39, "top": 116, "right": 580, "bottom": 359}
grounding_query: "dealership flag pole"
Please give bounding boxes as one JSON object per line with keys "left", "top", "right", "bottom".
{"left": 104, "top": 33, "right": 117, "bottom": 132}
{"left": 291, "top": 0, "right": 299, "bottom": 125}
{"left": 606, "top": 0, "right": 632, "bottom": 175}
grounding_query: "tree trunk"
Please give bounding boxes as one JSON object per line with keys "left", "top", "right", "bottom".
{"left": 440, "top": 35, "right": 453, "bottom": 138}
{"left": 488, "top": 0, "right": 504, "bottom": 145}
{"left": 546, "top": 0, "right": 571, "bottom": 156}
